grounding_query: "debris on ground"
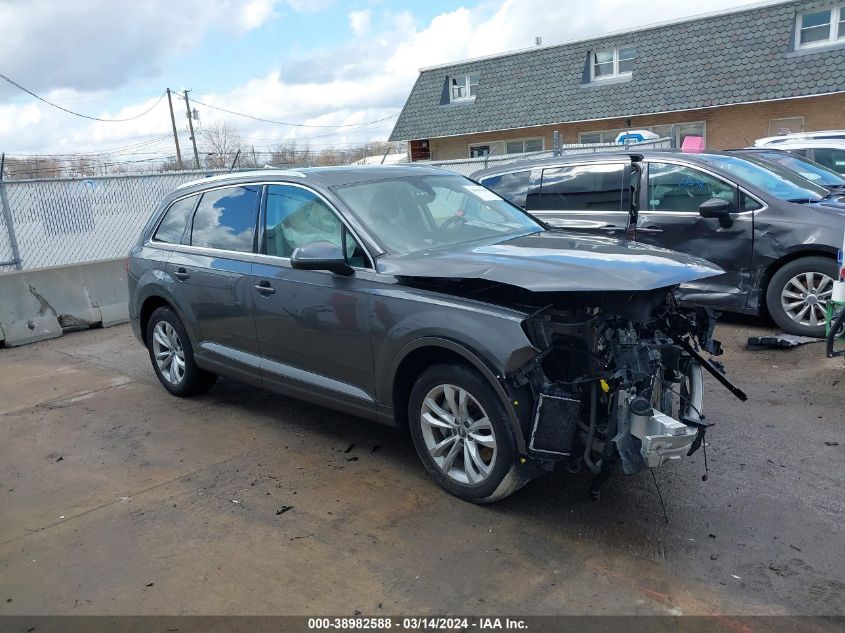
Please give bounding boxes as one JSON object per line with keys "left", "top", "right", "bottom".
{"left": 276, "top": 506, "right": 294, "bottom": 515}
{"left": 747, "top": 334, "right": 823, "bottom": 349}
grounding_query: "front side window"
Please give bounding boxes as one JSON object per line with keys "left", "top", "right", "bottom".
{"left": 479, "top": 170, "right": 532, "bottom": 208}
{"left": 796, "top": 6, "right": 845, "bottom": 47}
{"left": 154, "top": 195, "right": 198, "bottom": 244}
{"left": 333, "top": 174, "right": 541, "bottom": 255}
{"left": 265, "top": 185, "right": 368, "bottom": 267}
{"left": 647, "top": 163, "right": 735, "bottom": 212}
{"left": 528, "top": 163, "right": 628, "bottom": 212}
{"left": 190, "top": 185, "right": 259, "bottom": 252}
{"left": 450, "top": 73, "right": 479, "bottom": 101}
{"left": 591, "top": 46, "right": 636, "bottom": 80}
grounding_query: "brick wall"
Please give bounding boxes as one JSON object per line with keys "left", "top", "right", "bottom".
{"left": 425, "top": 93, "right": 845, "bottom": 160}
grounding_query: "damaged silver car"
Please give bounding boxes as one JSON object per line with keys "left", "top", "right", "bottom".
{"left": 128, "top": 167, "right": 745, "bottom": 502}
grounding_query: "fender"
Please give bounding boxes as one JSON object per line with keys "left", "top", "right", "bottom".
{"left": 387, "top": 336, "right": 529, "bottom": 455}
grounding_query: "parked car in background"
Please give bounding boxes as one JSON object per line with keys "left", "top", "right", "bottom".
{"left": 754, "top": 130, "right": 845, "bottom": 146}
{"left": 128, "top": 167, "right": 732, "bottom": 503}
{"left": 750, "top": 139, "right": 845, "bottom": 177}
{"left": 472, "top": 151, "right": 843, "bottom": 337}
{"left": 728, "top": 148, "right": 845, "bottom": 194}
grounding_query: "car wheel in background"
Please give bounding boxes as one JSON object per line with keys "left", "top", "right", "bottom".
{"left": 146, "top": 306, "right": 217, "bottom": 397}
{"left": 766, "top": 256, "right": 836, "bottom": 337}
{"left": 408, "top": 364, "right": 523, "bottom": 503}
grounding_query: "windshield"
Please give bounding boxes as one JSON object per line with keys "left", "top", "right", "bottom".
{"left": 744, "top": 151, "right": 845, "bottom": 188}
{"left": 333, "top": 174, "right": 542, "bottom": 255}
{"left": 697, "top": 155, "right": 828, "bottom": 203}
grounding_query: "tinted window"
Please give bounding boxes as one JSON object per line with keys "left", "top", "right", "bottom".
{"left": 190, "top": 186, "right": 259, "bottom": 252}
{"left": 265, "top": 185, "right": 368, "bottom": 267}
{"left": 813, "top": 148, "right": 845, "bottom": 175}
{"left": 647, "top": 163, "right": 734, "bottom": 212}
{"left": 479, "top": 170, "right": 531, "bottom": 207}
{"left": 528, "top": 163, "right": 628, "bottom": 211}
{"left": 154, "top": 195, "right": 197, "bottom": 244}
{"left": 741, "top": 192, "right": 762, "bottom": 211}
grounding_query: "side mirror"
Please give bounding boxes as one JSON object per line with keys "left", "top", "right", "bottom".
{"left": 290, "top": 241, "right": 353, "bottom": 276}
{"left": 698, "top": 197, "right": 733, "bottom": 227}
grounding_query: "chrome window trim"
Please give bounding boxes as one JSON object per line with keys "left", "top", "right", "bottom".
{"left": 146, "top": 180, "right": 376, "bottom": 270}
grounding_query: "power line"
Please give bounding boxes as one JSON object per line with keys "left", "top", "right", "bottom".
{"left": 0, "top": 73, "right": 167, "bottom": 122}
{"left": 186, "top": 95, "right": 399, "bottom": 129}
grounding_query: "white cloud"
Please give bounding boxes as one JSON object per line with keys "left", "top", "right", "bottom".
{"left": 348, "top": 9, "right": 372, "bottom": 37}
{"left": 0, "top": 0, "right": 769, "bottom": 158}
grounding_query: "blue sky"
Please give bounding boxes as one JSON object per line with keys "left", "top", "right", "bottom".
{"left": 0, "top": 0, "right": 772, "bottom": 159}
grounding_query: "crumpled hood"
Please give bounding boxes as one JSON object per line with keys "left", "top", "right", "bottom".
{"left": 377, "top": 231, "right": 724, "bottom": 292}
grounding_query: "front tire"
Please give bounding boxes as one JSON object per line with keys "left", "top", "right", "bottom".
{"left": 766, "top": 257, "right": 836, "bottom": 337}
{"left": 408, "top": 364, "right": 523, "bottom": 503}
{"left": 146, "top": 306, "right": 217, "bottom": 397}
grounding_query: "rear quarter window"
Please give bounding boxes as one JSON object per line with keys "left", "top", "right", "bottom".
{"left": 153, "top": 195, "right": 198, "bottom": 244}
{"left": 479, "top": 170, "right": 531, "bottom": 208}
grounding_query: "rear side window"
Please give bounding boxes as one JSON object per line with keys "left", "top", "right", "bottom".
{"left": 153, "top": 195, "right": 198, "bottom": 244}
{"left": 479, "top": 170, "right": 531, "bottom": 208}
{"left": 190, "top": 185, "right": 260, "bottom": 253}
{"left": 527, "top": 163, "right": 628, "bottom": 211}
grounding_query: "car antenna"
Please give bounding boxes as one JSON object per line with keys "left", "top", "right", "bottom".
{"left": 650, "top": 469, "right": 669, "bottom": 524}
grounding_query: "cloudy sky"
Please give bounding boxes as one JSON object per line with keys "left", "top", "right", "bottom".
{"left": 0, "top": 0, "right": 773, "bottom": 161}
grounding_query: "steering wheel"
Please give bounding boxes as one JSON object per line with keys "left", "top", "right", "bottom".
{"left": 439, "top": 211, "right": 466, "bottom": 232}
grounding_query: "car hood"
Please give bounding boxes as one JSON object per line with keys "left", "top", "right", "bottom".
{"left": 377, "top": 231, "right": 724, "bottom": 292}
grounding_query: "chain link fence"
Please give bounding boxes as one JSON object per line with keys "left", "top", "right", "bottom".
{"left": 0, "top": 137, "right": 669, "bottom": 273}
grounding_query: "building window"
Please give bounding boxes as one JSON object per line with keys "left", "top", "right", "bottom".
{"left": 505, "top": 138, "right": 544, "bottom": 154}
{"left": 578, "top": 121, "right": 705, "bottom": 148}
{"left": 450, "top": 73, "right": 479, "bottom": 102}
{"left": 469, "top": 145, "right": 491, "bottom": 158}
{"left": 590, "top": 46, "right": 636, "bottom": 80}
{"left": 796, "top": 5, "right": 845, "bottom": 47}
{"left": 768, "top": 117, "right": 805, "bottom": 137}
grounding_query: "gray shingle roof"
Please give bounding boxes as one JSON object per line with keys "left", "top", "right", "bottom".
{"left": 389, "top": 0, "right": 845, "bottom": 141}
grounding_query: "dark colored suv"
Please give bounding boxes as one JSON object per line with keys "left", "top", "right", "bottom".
{"left": 128, "top": 166, "right": 734, "bottom": 502}
{"left": 473, "top": 151, "right": 844, "bottom": 337}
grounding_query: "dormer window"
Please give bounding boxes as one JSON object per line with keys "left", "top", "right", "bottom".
{"left": 591, "top": 46, "right": 636, "bottom": 80}
{"left": 450, "top": 73, "right": 479, "bottom": 102}
{"left": 796, "top": 5, "right": 845, "bottom": 48}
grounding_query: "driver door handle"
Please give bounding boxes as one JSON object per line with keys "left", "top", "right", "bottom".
{"left": 254, "top": 280, "right": 276, "bottom": 295}
{"left": 637, "top": 226, "right": 664, "bottom": 234}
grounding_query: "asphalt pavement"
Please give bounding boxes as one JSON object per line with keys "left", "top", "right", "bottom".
{"left": 0, "top": 317, "right": 843, "bottom": 616}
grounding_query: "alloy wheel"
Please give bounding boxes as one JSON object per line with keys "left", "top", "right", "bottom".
{"left": 419, "top": 384, "right": 497, "bottom": 485}
{"left": 780, "top": 272, "right": 833, "bottom": 328}
{"left": 152, "top": 321, "right": 186, "bottom": 385}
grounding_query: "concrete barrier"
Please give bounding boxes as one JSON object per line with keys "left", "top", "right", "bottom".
{"left": 0, "top": 258, "right": 128, "bottom": 347}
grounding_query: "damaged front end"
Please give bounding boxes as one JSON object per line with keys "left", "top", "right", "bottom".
{"left": 513, "top": 289, "right": 746, "bottom": 495}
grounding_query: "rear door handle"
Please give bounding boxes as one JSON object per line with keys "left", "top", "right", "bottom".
{"left": 637, "top": 226, "right": 664, "bottom": 234}
{"left": 599, "top": 225, "right": 624, "bottom": 232}
{"left": 173, "top": 267, "right": 190, "bottom": 280}
{"left": 254, "top": 281, "right": 276, "bottom": 295}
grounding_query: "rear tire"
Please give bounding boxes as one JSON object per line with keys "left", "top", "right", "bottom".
{"left": 146, "top": 306, "right": 217, "bottom": 397}
{"left": 766, "top": 257, "right": 836, "bottom": 337}
{"left": 408, "top": 364, "right": 523, "bottom": 503}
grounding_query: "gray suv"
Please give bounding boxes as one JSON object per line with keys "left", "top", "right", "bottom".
{"left": 128, "top": 166, "right": 738, "bottom": 502}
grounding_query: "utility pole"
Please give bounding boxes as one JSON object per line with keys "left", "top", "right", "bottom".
{"left": 182, "top": 90, "right": 201, "bottom": 169}
{"left": 166, "top": 89, "right": 183, "bottom": 170}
